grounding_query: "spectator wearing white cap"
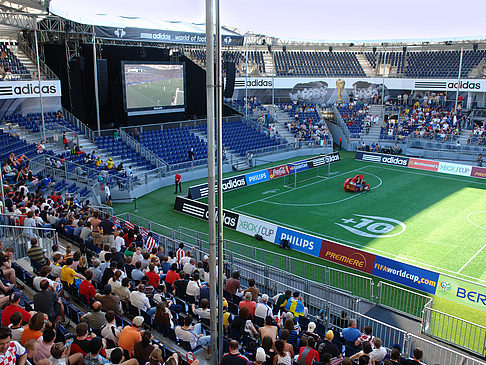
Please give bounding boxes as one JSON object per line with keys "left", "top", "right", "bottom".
{"left": 302, "top": 322, "right": 321, "bottom": 343}
{"left": 247, "top": 347, "right": 266, "bottom": 365}
{"left": 254, "top": 294, "right": 272, "bottom": 321}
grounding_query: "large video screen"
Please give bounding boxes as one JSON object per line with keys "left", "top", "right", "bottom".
{"left": 121, "top": 62, "right": 185, "bottom": 116}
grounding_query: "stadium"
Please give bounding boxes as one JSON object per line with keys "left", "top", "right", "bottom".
{"left": 0, "top": 0, "right": 485, "bottom": 365}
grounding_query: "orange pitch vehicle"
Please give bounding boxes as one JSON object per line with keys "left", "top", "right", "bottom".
{"left": 343, "top": 174, "right": 370, "bottom": 192}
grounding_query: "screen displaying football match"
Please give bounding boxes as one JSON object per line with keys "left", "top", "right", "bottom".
{"left": 122, "top": 62, "right": 185, "bottom": 116}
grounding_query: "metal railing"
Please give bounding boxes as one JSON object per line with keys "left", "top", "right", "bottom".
{"left": 406, "top": 332, "right": 486, "bottom": 365}
{"left": 0, "top": 218, "right": 58, "bottom": 261}
{"left": 118, "top": 128, "right": 168, "bottom": 172}
{"left": 113, "top": 212, "right": 486, "bottom": 365}
{"left": 29, "top": 154, "right": 135, "bottom": 192}
{"left": 376, "top": 281, "right": 433, "bottom": 320}
{"left": 62, "top": 108, "right": 97, "bottom": 142}
{"left": 17, "top": 36, "right": 58, "bottom": 80}
{"left": 421, "top": 305, "right": 486, "bottom": 357}
{"left": 333, "top": 104, "right": 351, "bottom": 140}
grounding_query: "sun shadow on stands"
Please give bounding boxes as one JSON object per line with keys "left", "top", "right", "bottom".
{"left": 363, "top": 304, "right": 421, "bottom": 335}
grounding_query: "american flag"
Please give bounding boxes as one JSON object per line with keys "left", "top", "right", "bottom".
{"left": 139, "top": 227, "right": 149, "bottom": 238}
{"left": 113, "top": 216, "right": 120, "bottom": 226}
{"left": 125, "top": 221, "right": 134, "bottom": 230}
{"left": 145, "top": 235, "right": 157, "bottom": 252}
{"left": 152, "top": 233, "right": 159, "bottom": 244}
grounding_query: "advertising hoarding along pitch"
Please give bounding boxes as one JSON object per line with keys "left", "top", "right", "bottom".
{"left": 319, "top": 239, "right": 376, "bottom": 274}
{"left": 268, "top": 164, "right": 290, "bottom": 179}
{"left": 435, "top": 274, "right": 486, "bottom": 311}
{"left": 437, "top": 162, "right": 472, "bottom": 177}
{"left": 273, "top": 226, "right": 323, "bottom": 257}
{"left": 236, "top": 215, "right": 277, "bottom": 243}
{"left": 470, "top": 167, "right": 486, "bottom": 179}
{"left": 173, "top": 196, "right": 239, "bottom": 229}
{"left": 372, "top": 256, "right": 439, "bottom": 294}
{"left": 408, "top": 158, "right": 440, "bottom": 171}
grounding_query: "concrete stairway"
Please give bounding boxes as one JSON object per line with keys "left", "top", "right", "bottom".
{"left": 9, "top": 44, "right": 37, "bottom": 76}
{"left": 356, "top": 53, "right": 375, "bottom": 77}
{"left": 265, "top": 104, "right": 294, "bottom": 141}
{"left": 358, "top": 123, "right": 382, "bottom": 146}
{"left": 262, "top": 52, "right": 275, "bottom": 76}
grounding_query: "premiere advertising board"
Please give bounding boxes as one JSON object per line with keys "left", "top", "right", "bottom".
{"left": 189, "top": 152, "right": 340, "bottom": 199}
{"left": 435, "top": 274, "right": 486, "bottom": 311}
{"left": 319, "top": 239, "right": 375, "bottom": 274}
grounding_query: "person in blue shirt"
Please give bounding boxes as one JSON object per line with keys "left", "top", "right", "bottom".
{"left": 131, "top": 261, "right": 145, "bottom": 283}
{"left": 83, "top": 336, "right": 109, "bottom": 365}
{"left": 342, "top": 319, "right": 361, "bottom": 345}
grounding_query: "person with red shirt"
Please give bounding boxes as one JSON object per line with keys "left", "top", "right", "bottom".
{"left": 1, "top": 293, "right": 32, "bottom": 327}
{"left": 79, "top": 270, "right": 97, "bottom": 304}
{"left": 174, "top": 172, "right": 182, "bottom": 194}
{"left": 238, "top": 292, "right": 257, "bottom": 319}
{"left": 144, "top": 264, "right": 160, "bottom": 288}
{"left": 296, "top": 337, "right": 319, "bottom": 365}
{"left": 164, "top": 263, "right": 180, "bottom": 293}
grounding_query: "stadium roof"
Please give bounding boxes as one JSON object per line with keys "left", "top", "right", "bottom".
{"left": 49, "top": 0, "right": 486, "bottom": 43}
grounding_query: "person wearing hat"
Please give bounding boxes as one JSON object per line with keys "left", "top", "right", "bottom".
{"left": 317, "top": 330, "right": 341, "bottom": 360}
{"left": 118, "top": 316, "right": 144, "bottom": 358}
{"left": 106, "top": 158, "right": 114, "bottom": 170}
{"left": 302, "top": 322, "right": 320, "bottom": 343}
{"left": 247, "top": 347, "right": 266, "bottom": 365}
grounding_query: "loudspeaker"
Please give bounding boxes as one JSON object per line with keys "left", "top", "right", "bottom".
{"left": 223, "top": 62, "right": 236, "bottom": 98}
{"left": 329, "top": 46, "right": 333, "bottom": 53}
{"left": 403, "top": 46, "right": 407, "bottom": 53}
{"left": 373, "top": 47, "right": 377, "bottom": 53}
{"left": 96, "top": 59, "right": 108, "bottom": 106}
{"left": 473, "top": 43, "right": 478, "bottom": 52}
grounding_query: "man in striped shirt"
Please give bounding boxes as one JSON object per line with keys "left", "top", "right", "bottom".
{"left": 176, "top": 243, "right": 193, "bottom": 263}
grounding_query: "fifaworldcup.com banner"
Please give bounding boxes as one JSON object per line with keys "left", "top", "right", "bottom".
{"left": 436, "top": 274, "right": 486, "bottom": 311}
{"left": 372, "top": 256, "right": 439, "bottom": 294}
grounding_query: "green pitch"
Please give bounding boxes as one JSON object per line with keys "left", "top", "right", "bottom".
{"left": 223, "top": 159, "right": 486, "bottom": 283}
{"left": 126, "top": 78, "right": 183, "bottom": 109}
{"left": 114, "top": 152, "right": 486, "bottom": 329}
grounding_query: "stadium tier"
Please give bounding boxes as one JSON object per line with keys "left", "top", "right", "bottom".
{"left": 139, "top": 126, "right": 208, "bottom": 166}
{"left": 95, "top": 135, "right": 157, "bottom": 170}
{"left": 274, "top": 51, "right": 366, "bottom": 77}
{"left": 0, "top": 41, "right": 29, "bottom": 76}
{"left": 0, "top": 129, "right": 37, "bottom": 164}
{"left": 196, "top": 119, "right": 284, "bottom": 156}
{"left": 7, "top": 112, "right": 83, "bottom": 135}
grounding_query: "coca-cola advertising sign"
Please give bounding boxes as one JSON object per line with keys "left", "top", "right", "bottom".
{"left": 268, "top": 164, "right": 290, "bottom": 179}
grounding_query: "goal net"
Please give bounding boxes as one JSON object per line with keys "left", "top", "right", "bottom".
{"left": 283, "top": 157, "right": 332, "bottom": 189}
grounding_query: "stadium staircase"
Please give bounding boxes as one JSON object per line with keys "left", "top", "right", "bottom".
{"left": 8, "top": 43, "right": 38, "bottom": 76}
{"left": 262, "top": 52, "right": 275, "bottom": 76}
{"left": 358, "top": 123, "right": 382, "bottom": 146}
{"left": 355, "top": 53, "right": 375, "bottom": 77}
{"left": 265, "top": 104, "right": 294, "bottom": 141}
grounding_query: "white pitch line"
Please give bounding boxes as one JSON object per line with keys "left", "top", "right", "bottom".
{"left": 458, "top": 242, "right": 486, "bottom": 273}
{"left": 262, "top": 173, "right": 383, "bottom": 207}
{"left": 231, "top": 208, "right": 486, "bottom": 284}
{"left": 231, "top": 166, "right": 367, "bottom": 210}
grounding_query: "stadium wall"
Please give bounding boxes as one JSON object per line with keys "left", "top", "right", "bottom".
{"left": 232, "top": 76, "right": 480, "bottom": 105}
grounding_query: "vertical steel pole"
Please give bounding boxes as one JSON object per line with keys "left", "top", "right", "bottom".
{"left": 272, "top": 50, "right": 275, "bottom": 105}
{"left": 454, "top": 46, "right": 464, "bottom": 112}
{"left": 0, "top": 168, "right": 5, "bottom": 213}
{"left": 245, "top": 35, "right": 248, "bottom": 120}
{"left": 381, "top": 47, "right": 385, "bottom": 120}
{"left": 92, "top": 25, "right": 101, "bottom": 132}
{"left": 34, "top": 24, "right": 46, "bottom": 143}
{"left": 205, "top": 1, "right": 218, "bottom": 364}
{"left": 215, "top": 0, "right": 224, "bottom": 360}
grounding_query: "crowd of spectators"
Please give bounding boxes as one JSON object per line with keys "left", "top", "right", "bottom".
{"left": 280, "top": 104, "right": 330, "bottom": 146}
